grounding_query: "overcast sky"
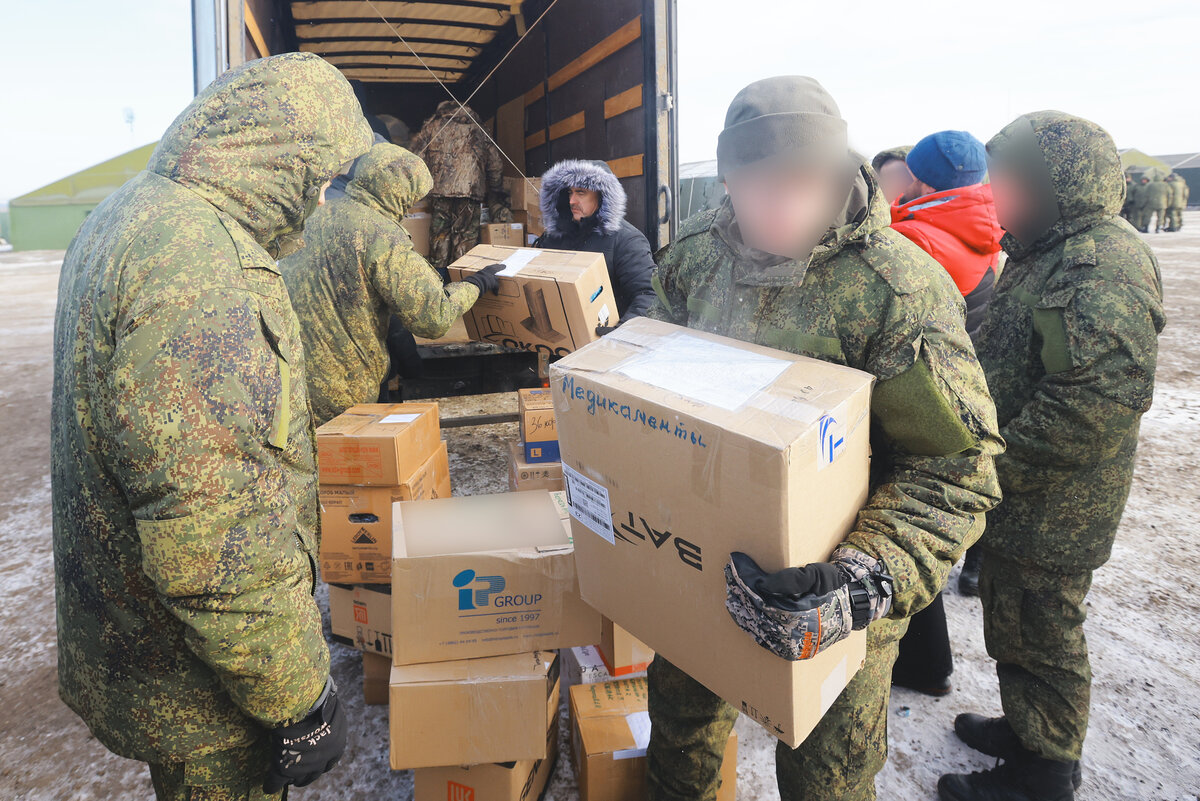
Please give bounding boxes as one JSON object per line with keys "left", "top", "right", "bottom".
{"left": 2, "top": 0, "right": 1197, "bottom": 202}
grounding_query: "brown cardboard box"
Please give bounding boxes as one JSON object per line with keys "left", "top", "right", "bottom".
{"left": 389, "top": 651, "right": 560, "bottom": 769}
{"left": 512, "top": 208, "right": 544, "bottom": 238}
{"left": 402, "top": 212, "right": 432, "bottom": 257}
{"left": 507, "top": 440, "right": 564, "bottom": 492}
{"left": 316, "top": 403, "right": 441, "bottom": 486}
{"left": 505, "top": 176, "right": 541, "bottom": 211}
{"left": 550, "top": 316, "right": 873, "bottom": 748}
{"left": 362, "top": 651, "right": 391, "bottom": 706}
{"left": 319, "top": 441, "right": 451, "bottom": 583}
{"left": 518, "top": 387, "right": 558, "bottom": 462}
{"left": 480, "top": 222, "right": 525, "bottom": 246}
{"left": 448, "top": 245, "right": 616, "bottom": 357}
{"left": 329, "top": 583, "right": 393, "bottom": 657}
{"left": 569, "top": 678, "right": 735, "bottom": 801}
{"left": 599, "top": 618, "right": 654, "bottom": 678}
{"left": 413, "top": 715, "right": 558, "bottom": 801}
{"left": 392, "top": 491, "right": 603, "bottom": 665}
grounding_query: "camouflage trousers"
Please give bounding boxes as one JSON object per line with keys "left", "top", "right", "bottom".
{"left": 1140, "top": 206, "right": 1168, "bottom": 231}
{"left": 149, "top": 739, "right": 282, "bottom": 801}
{"left": 980, "top": 552, "right": 1093, "bottom": 762}
{"left": 428, "top": 196, "right": 480, "bottom": 271}
{"left": 646, "top": 617, "right": 906, "bottom": 801}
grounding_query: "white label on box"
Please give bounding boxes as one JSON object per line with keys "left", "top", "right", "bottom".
{"left": 379, "top": 413, "right": 420, "bottom": 424}
{"left": 614, "top": 333, "right": 791, "bottom": 411}
{"left": 495, "top": 248, "right": 541, "bottom": 276}
{"left": 563, "top": 464, "right": 614, "bottom": 544}
{"left": 613, "top": 711, "right": 652, "bottom": 760}
{"left": 598, "top": 303, "right": 611, "bottom": 326}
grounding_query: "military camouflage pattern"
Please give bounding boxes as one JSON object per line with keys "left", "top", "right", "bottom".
{"left": 51, "top": 52, "right": 373, "bottom": 767}
{"left": 1167, "top": 174, "right": 1189, "bottom": 231}
{"left": 648, "top": 619, "right": 907, "bottom": 801}
{"left": 149, "top": 739, "right": 280, "bottom": 800}
{"left": 979, "top": 554, "right": 1093, "bottom": 763}
{"left": 282, "top": 142, "right": 479, "bottom": 426}
{"left": 646, "top": 164, "right": 1002, "bottom": 798}
{"left": 1120, "top": 177, "right": 1137, "bottom": 221}
{"left": 1142, "top": 174, "right": 1172, "bottom": 232}
{"left": 411, "top": 100, "right": 506, "bottom": 202}
{"left": 975, "top": 110, "right": 1164, "bottom": 761}
{"left": 428, "top": 195, "right": 483, "bottom": 271}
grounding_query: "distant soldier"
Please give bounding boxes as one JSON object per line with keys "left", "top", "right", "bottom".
{"left": 282, "top": 143, "right": 500, "bottom": 426}
{"left": 1143, "top": 173, "right": 1172, "bottom": 233}
{"left": 1120, "top": 173, "right": 1136, "bottom": 222}
{"left": 1133, "top": 176, "right": 1151, "bottom": 232}
{"left": 1166, "top": 173, "right": 1189, "bottom": 231}
{"left": 411, "top": 100, "right": 512, "bottom": 270}
{"left": 51, "top": 53, "right": 373, "bottom": 799}
{"left": 940, "top": 111, "right": 1165, "bottom": 801}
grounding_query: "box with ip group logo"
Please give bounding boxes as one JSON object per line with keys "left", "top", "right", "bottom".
{"left": 391, "top": 490, "right": 602, "bottom": 666}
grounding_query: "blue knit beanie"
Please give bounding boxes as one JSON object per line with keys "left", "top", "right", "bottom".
{"left": 906, "top": 130, "right": 987, "bottom": 191}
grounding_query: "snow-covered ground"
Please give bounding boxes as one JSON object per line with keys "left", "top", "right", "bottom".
{"left": 2, "top": 216, "right": 1198, "bottom": 799}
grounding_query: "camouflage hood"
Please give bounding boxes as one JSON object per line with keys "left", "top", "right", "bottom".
{"left": 987, "top": 110, "right": 1124, "bottom": 255}
{"left": 148, "top": 52, "right": 373, "bottom": 257}
{"left": 345, "top": 142, "right": 433, "bottom": 225}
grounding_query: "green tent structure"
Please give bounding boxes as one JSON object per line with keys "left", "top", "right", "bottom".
{"left": 8, "top": 142, "right": 157, "bottom": 251}
{"left": 1119, "top": 148, "right": 1172, "bottom": 177}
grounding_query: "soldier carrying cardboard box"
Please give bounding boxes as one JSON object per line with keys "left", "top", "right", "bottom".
{"left": 644, "top": 75, "right": 1004, "bottom": 801}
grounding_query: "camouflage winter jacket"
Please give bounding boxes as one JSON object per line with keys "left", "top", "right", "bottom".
{"left": 1144, "top": 177, "right": 1172, "bottom": 209}
{"left": 650, "top": 166, "right": 1003, "bottom": 616}
{"left": 51, "top": 53, "right": 373, "bottom": 763}
{"left": 1169, "top": 177, "right": 1190, "bottom": 209}
{"left": 282, "top": 142, "right": 479, "bottom": 426}
{"left": 410, "top": 100, "right": 505, "bottom": 201}
{"left": 975, "top": 111, "right": 1165, "bottom": 571}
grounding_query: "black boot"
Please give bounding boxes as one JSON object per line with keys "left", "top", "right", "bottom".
{"left": 954, "top": 714, "right": 1082, "bottom": 790}
{"left": 958, "top": 548, "right": 982, "bottom": 596}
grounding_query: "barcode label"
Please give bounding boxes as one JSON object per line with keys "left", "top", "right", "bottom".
{"left": 563, "top": 465, "right": 614, "bottom": 544}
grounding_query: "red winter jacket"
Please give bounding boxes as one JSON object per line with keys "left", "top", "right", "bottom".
{"left": 890, "top": 183, "right": 1002, "bottom": 296}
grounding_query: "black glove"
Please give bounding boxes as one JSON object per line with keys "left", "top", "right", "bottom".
{"left": 595, "top": 325, "right": 618, "bottom": 337}
{"left": 263, "top": 678, "right": 347, "bottom": 794}
{"left": 464, "top": 264, "right": 504, "bottom": 295}
{"left": 724, "top": 549, "right": 893, "bottom": 661}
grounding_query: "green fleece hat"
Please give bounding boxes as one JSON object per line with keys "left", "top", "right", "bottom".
{"left": 717, "top": 76, "right": 849, "bottom": 179}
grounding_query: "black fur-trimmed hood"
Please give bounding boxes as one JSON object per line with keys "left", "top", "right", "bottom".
{"left": 539, "top": 159, "right": 627, "bottom": 236}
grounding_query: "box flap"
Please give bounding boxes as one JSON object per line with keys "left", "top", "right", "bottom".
{"left": 394, "top": 492, "right": 568, "bottom": 559}
{"left": 390, "top": 650, "right": 555, "bottom": 686}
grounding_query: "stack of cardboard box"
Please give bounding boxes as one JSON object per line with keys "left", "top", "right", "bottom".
{"left": 508, "top": 387, "right": 564, "bottom": 492}
{"left": 480, "top": 221, "right": 525, "bottom": 246}
{"left": 317, "top": 403, "right": 451, "bottom": 704}
{"left": 389, "top": 490, "right": 605, "bottom": 799}
{"left": 506, "top": 176, "right": 544, "bottom": 244}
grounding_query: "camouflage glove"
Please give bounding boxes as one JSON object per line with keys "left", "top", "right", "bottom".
{"left": 263, "top": 678, "right": 347, "bottom": 794}
{"left": 463, "top": 264, "right": 504, "bottom": 295}
{"left": 489, "top": 202, "right": 514, "bottom": 224}
{"left": 724, "top": 549, "right": 894, "bottom": 661}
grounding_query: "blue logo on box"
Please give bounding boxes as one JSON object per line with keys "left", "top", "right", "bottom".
{"left": 452, "top": 569, "right": 506, "bottom": 610}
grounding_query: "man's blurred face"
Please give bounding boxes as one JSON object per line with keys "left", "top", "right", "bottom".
{"left": 723, "top": 162, "right": 847, "bottom": 258}
{"left": 877, "top": 159, "right": 915, "bottom": 204}
{"left": 318, "top": 180, "right": 331, "bottom": 206}
{"left": 569, "top": 187, "right": 600, "bottom": 221}
{"left": 988, "top": 165, "right": 1032, "bottom": 237}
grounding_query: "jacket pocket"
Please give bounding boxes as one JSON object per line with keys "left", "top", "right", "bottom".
{"left": 258, "top": 306, "right": 293, "bottom": 450}
{"left": 1033, "top": 287, "right": 1076, "bottom": 375}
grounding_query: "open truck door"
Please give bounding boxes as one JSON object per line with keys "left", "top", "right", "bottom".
{"left": 195, "top": 0, "right": 678, "bottom": 394}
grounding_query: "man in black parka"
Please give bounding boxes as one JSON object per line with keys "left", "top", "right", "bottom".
{"left": 534, "top": 159, "right": 657, "bottom": 329}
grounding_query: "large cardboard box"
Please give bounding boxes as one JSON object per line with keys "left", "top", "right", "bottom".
{"left": 505, "top": 176, "right": 541, "bottom": 211}
{"left": 329, "top": 583, "right": 393, "bottom": 657}
{"left": 569, "top": 678, "right": 736, "bottom": 801}
{"left": 392, "top": 491, "right": 603, "bottom": 665}
{"left": 512, "top": 208, "right": 545, "bottom": 239}
{"left": 413, "top": 715, "right": 559, "bottom": 801}
{"left": 599, "top": 618, "right": 654, "bottom": 678}
{"left": 480, "top": 222, "right": 525, "bottom": 246}
{"left": 389, "top": 651, "right": 561, "bottom": 769}
{"left": 518, "top": 387, "right": 559, "bottom": 462}
{"left": 507, "top": 440, "right": 564, "bottom": 493}
{"left": 550, "top": 317, "right": 874, "bottom": 747}
{"left": 448, "top": 245, "right": 616, "bottom": 356}
{"left": 316, "top": 403, "right": 441, "bottom": 486}
{"left": 319, "top": 440, "right": 451, "bottom": 583}
{"left": 402, "top": 212, "right": 432, "bottom": 257}
{"left": 363, "top": 651, "right": 391, "bottom": 706}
